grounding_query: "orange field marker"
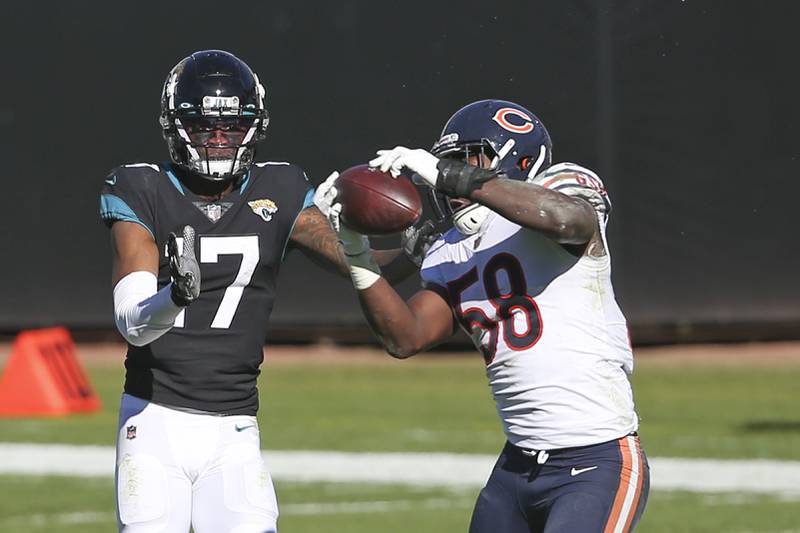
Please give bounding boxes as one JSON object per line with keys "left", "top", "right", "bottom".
{"left": 0, "top": 327, "right": 101, "bottom": 416}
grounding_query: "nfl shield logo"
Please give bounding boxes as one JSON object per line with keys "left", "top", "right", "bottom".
{"left": 126, "top": 425, "right": 137, "bottom": 440}
{"left": 206, "top": 204, "right": 222, "bottom": 222}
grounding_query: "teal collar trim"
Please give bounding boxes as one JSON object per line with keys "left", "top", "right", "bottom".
{"left": 164, "top": 165, "right": 185, "bottom": 195}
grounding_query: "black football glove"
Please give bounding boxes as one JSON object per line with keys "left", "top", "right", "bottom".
{"left": 167, "top": 225, "right": 201, "bottom": 307}
{"left": 436, "top": 158, "right": 499, "bottom": 198}
{"left": 401, "top": 220, "right": 440, "bottom": 268}
{"left": 369, "top": 146, "right": 499, "bottom": 198}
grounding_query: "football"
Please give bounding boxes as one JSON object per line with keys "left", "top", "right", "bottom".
{"left": 336, "top": 164, "right": 422, "bottom": 235}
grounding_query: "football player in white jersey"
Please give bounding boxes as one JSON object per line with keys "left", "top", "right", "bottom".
{"left": 316, "top": 99, "right": 649, "bottom": 532}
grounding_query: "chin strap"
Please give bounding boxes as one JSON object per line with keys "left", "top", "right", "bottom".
{"left": 436, "top": 159, "right": 499, "bottom": 198}
{"left": 453, "top": 204, "right": 491, "bottom": 236}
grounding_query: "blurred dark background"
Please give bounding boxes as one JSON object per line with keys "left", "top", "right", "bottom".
{"left": 2, "top": 1, "right": 798, "bottom": 344}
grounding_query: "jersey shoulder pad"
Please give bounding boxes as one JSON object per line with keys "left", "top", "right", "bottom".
{"left": 533, "top": 162, "right": 611, "bottom": 220}
{"left": 248, "top": 161, "right": 313, "bottom": 211}
{"left": 99, "top": 162, "right": 162, "bottom": 237}
{"left": 253, "top": 161, "right": 305, "bottom": 177}
{"left": 103, "top": 162, "right": 163, "bottom": 193}
{"left": 253, "top": 160, "right": 292, "bottom": 167}
{"left": 251, "top": 161, "right": 310, "bottom": 184}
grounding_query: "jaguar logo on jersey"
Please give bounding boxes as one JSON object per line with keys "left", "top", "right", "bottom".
{"left": 248, "top": 198, "right": 279, "bottom": 222}
{"left": 126, "top": 425, "right": 137, "bottom": 440}
{"left": 492, "top": 107, "right": 535, "bottom": 134}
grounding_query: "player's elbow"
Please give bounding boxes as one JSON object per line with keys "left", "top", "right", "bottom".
{"left": 123, "top": 330, "right": 152, "bottom": 347}
{"left": 114, "top": 310, "right": 144, "bottom": 346}
{"left": 382, "top": 338, "right": 421, "bottom": 359}
{"left": 540, "top": 204, "right": 595, "bottom": 244}
{"left": 548, "top": 222, "right": 593, "bottom": 245}
{"left": 386, "top": 346, "right": 416, "bottom": 359}
{"left": 114, "top": 302, "right": 173, "bottom": 347}
{"left": 115, "top": 323, "right": 156, "bottom": 347}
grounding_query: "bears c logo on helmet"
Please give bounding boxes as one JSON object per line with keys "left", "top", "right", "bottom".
{"left": 492, "top": 107, "right": 535, "bottom": 134}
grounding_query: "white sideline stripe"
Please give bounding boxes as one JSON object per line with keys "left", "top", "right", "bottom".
{"left": 0, "top": 511, "right": 113, "bottom": 528}
{"left": 1, "top": 443, "right": 799, "bottom": 496}
{"left": 0, "top": 499, "right": 478, "bottom": 528}
{"left": 282, "top": 497, "right": 474, "bottom": 515}
{"left": 264, "top": 450, "right": 494, "bottom": 487}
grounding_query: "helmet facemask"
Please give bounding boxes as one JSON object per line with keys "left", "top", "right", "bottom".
{"left": 174, "top": 115, "right": 259, "bottom": 179}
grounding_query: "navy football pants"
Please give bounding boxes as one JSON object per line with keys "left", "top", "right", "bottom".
{"left": 469, "top": 435, "right": 649, "bottom": 533}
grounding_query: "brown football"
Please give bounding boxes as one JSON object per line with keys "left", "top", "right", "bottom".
{"left": 336, "top": 164, "right": 422, "bottom": 235}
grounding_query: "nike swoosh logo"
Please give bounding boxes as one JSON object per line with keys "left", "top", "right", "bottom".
{"left": 105, "top": 175, "right": 117, "bottom": 186}
{"left": 570, "top": 466, "right": 598, "bottom": 476}
{"left": 234, "top": 424, "right": 256, "bottom": 432}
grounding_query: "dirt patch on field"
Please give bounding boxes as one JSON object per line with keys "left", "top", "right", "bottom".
{"left": 0, "top": 341, "right": 476, "bottom": 368}
{"left": 1, "top": 340, "right": 800, "bottom": 369}
{"left": 634, "top": 341, "right": 800, "bottom": 367}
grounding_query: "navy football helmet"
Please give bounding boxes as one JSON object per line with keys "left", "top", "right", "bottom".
{"left": 429, "top": 100, "right": 553, "bottom": 230}
{"left": 159, "top": 50, "right": 269, "bottom": 181}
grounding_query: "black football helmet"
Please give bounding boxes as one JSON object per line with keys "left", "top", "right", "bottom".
{"left": 159, "top": 50, "right": 269, "bottom": 181}
{"left": 429, "top": 100, "right": 553, "bottom": 228}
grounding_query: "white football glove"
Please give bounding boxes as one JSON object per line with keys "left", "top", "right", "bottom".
{"left": 369, "top": 146, "right": 440, "bottom": 188}
{"left": 312, "top": 171, "right": 339, "bottom": 218}
{"left": 314, "top": 171, "right": 381, "bottom": 290}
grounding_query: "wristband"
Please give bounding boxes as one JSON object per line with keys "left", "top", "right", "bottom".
{"left": 338, "top": 227, "right": 382, "bottom": 290}
{"left": 436, "top": 159, "right": 498, "bottom": 198}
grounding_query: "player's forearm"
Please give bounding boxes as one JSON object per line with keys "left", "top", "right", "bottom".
{"left": 113, "top": 272, "right": 183, "bottom": 347}
{"left": 372, "top": 248, "right": 417, "bottom": 283}
{"left": 371, "top": 248, "right": 401, "bottom": 267}
{"left": 324, "top": 246, "right": 406, "bottom": 280}
{"left": 470, "top": 178, "right": 595, "bottom": 244}
{"left": 356, "top": 279, "right": 426, "bottom": 358}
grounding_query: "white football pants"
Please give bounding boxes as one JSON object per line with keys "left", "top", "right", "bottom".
{"left": 115, "top": 394, "right": 278, "bottom": 532}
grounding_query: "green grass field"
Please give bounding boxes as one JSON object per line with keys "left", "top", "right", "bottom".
{"left": 1, "top": 347, "right": 799, "bottom": 532}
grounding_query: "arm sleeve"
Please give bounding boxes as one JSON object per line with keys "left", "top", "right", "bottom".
{"left": 99, "top": 165, "right": 159, "bottom": 238}
{"left": 113, "top": 271, "right": 182, "bottom": 347}
{"left": 532, "top": 162, "right": 612, "bottom": 229}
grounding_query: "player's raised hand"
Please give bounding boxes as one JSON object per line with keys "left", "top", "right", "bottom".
{"left": 401, "top": 220, "right": 440, "bottom": 268}
{"left": 324, "top": 193, "right": 369, "bottom": 257}
{"left": 314, "top": 170, "right": 368, "bottom": 248}
{"left": 312, "top": 171, "right": 339, "bottom": 218}
{"left": 167, "top": 225, "right": 201, "bottom": 307}
{"left": 314, "top": 171, "right": 379, "bottom": 290}
{"left": 369, "top": 146, "right": 439, "bottom": 188}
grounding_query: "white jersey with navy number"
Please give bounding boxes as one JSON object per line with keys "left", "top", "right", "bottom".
{"left": 420, "top": 163, "right": 638, "bottom": 450}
